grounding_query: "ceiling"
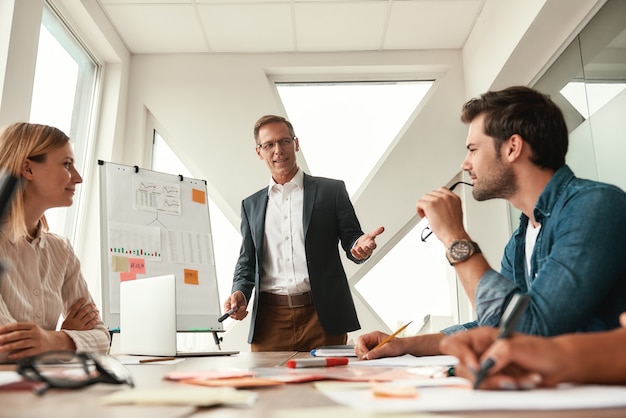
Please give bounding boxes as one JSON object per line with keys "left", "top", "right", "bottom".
{"left": 96, "top": 0, "right": 486, "bottom": 55}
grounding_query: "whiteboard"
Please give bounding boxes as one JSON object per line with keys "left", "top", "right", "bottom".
{"left": 98, "top": 161, "right": 222, "bottom": 331}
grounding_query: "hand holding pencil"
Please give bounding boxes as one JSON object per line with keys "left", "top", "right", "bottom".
{"left": 358, "top": 321, "right": 412, "bottom": 360}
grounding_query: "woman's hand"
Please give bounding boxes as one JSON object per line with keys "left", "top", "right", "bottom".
{"left": 0, "top": 322, "right": 74, "bottom": 360}
{"left": 62, "top": 298, "right": 99, "bottom": 331}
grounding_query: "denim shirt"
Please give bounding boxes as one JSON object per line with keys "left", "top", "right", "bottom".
{"left": 442, "top": 165, "right": 626, "bottom": 336}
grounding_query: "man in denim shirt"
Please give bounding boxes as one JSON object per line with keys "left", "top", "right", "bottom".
{"left": 356, "top": 86, "right": 626, "bottom": 360}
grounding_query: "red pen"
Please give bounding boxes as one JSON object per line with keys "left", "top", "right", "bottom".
{"left": 286, "top": 357, "right": 349, "bottom": 369}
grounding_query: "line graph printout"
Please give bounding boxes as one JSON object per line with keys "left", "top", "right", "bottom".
{"left": 133, "top": 177, "right": 182, "bottom": 215}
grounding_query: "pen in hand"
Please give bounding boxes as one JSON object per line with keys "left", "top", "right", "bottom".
{"left": 218, "top": 307, "right": 238, "bottom": 323}
{"left": 472, "top": 293, "right": 531, "bottom": 389}
{"left": 364, "top": 321, "right": 413, "bottom": 359}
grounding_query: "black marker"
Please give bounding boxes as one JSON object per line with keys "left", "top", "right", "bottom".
{"left": 473, "top": 293, "right": 530, "bottom": 389}
{"left": 218, "top": 307, "right": 238, "bottom": 323}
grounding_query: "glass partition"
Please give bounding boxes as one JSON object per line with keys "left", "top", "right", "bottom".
{"left": 534, "top": 0, "right": 626, "bottom": 191}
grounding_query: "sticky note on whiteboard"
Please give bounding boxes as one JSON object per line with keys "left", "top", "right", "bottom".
{"left": 120, "top": 272, "right": 136, "bottom": 282}
{"left": 129, "top": 258, "right": 146, "bottom": 274}
{"left": 184, "top": 269, "right": 199, "bottom": 285}
{"left": 111, "top": 255, "right": 129, "bottom": 272}
{"left": 191, "top": 188, "right": 206, "bottom": 204}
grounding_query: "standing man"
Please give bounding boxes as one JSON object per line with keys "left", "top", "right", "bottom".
{"left": 356, "top": 86, "right": 626, "bottom": 359}
{"left": 224, "top": 115, "right": 384, "bottom": 351}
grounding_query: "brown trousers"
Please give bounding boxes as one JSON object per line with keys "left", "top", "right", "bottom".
{"left": 251, "top": 302, "right": 347, "bottom": 352}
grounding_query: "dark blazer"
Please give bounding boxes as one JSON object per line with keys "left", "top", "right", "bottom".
{"left": 232, "top": 173, "right": 362, "bottom": 343}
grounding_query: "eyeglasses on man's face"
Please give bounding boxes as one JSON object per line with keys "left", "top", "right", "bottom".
{"left": 256, "top": 137, "right": 296, "bottom": 152}
{"left": 17, "top": 351, "right": 134, "bottom": 396}
{"left": 420, "top": 181, "right": 473, "bottom": 242}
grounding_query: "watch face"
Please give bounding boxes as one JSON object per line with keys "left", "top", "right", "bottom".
{"left": 450, "top": 240, "right": 471, "bottom": 260}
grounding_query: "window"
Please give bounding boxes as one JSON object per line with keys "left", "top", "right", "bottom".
{"left": 276, "top": 80, "right": 464, "bottom": 332}
{"left": 355, "top": 219, "right": 460, "bottom": 333}
{"left": 276, "top": 81, "right": 432, "bottom": 197}
{"left": 152, "top": 130, "right": 240, "bottom": 308}
{"left": 29, "top": 2, "right": 99, "bottom": 242}
{"left": 560, "top": 81, "right": 626, "bottom": 120}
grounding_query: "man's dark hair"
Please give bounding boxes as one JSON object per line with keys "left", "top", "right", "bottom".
{"left": 461, "top": 86, "right": 568, "bottom": 170}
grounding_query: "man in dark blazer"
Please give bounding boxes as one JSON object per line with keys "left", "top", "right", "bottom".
{"left": 223, "top": 115, "right": 384, "bottom": 351}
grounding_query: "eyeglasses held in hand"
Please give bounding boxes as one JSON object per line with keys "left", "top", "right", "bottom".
{"left": 420, "top": 181, "right": 473, "bottom": 242}
{"left": 256, "top": 137, "right": 295, "bottom": 152}
{"left": 17, "top": 351, "right": 134, "bottom": 396}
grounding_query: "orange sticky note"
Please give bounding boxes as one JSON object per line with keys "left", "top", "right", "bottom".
{"left": 184, "top": 269, "right": 199, "bottom": 285}
{"left": 191, "top": 188, "right": 206, "bottom": 204}
{"left": 181, "top": 377, "right": 284, "bottom": 388}
{"left": 129, "top": 258, "right": 146, "bottom": 274}
{"left": 120, "top": 272, "right": 136, "bottom": 282}
{"left": 371, "top": 382, "right": 419, "bottom": 398}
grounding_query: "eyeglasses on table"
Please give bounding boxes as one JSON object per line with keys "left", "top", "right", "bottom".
{"left": 420, "top": 181, "right": 473, "bottom": 242}
{"left": 17, "top": 351, "right": 134, "bottom": 396}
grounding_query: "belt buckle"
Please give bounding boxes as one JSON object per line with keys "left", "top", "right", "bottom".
{"left": 287, "top": 293, "right": 305, "bottom": 308}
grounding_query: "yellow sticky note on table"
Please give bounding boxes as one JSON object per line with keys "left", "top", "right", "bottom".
{"left": 371, "top": 382, "right": 419, "bottom": 398}
{"left": 100, "top": 387, "right": 256, "bottom": 407}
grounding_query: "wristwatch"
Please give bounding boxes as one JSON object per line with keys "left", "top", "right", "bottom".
{"left": 446, "top": 239, "right": 481, "bottom": 265}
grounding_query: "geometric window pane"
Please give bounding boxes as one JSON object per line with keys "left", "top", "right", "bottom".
{"left": 276, "top": 81, "right": 433, "bottom": 197}
{"left": 561, "top": 81, "right": 626, "bottom": 119}
{"left": 355, "top": 218, "right": 457, "bottom": 334}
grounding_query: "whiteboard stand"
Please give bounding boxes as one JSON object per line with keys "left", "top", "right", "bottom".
{"left": 98, "top": 161, "right": 223, "bottom": 333}
{"left": 212, "top": 330, "right": 223, "bottom": 349}
{"left": 178, "top": 329, "right": 227, "bottom": 351}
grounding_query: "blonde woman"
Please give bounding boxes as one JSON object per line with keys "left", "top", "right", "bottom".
{"left": 0, "top": 122, "right": 110, "bottom": 362}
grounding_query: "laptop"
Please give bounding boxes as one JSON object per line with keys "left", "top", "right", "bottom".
{"left": 119, "top": 274, "right": 239, "bottom": 357}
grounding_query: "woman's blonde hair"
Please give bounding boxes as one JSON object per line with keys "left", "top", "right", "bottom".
{"left": 0, "top": 122, "right": 70, "bottom": 241}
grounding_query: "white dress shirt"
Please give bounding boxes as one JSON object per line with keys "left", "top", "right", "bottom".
{"left": 259, "top": 169, "right": 310, "bottom": 295}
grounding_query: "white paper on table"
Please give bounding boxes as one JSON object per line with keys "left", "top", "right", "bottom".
{"left": 315, "top": 382, "right": 626, "bottom": 413}
{"left": 100, "top": 387, "right": 257, "bottom": 407}
{"left": 356, "top": 354, "right": 458, "bottom": 368}
{"left": 0, "top": 371, "right": 23, "bottom": 385}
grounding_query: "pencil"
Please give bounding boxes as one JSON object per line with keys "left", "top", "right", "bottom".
{"left": 372, "top": 320, "right": 413, "bottom": 351}
{"left": 139, "top": 357, "right": 176, "bottom": 363}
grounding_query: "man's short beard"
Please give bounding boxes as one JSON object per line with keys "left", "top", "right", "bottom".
{"left": 472, "top": 158, "right": 517, "bottom": 201}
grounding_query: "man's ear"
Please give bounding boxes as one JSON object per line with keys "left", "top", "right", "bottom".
{"left": 294, "top": 137, "right": 300, "bottom": 152}
{"left": 22, "top": 159, "right": 34, "bottom": 179}
{"left": 504, "top": 134, "right": 524, "bottom": 162}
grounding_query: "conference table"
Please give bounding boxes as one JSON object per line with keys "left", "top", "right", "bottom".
{"left": 1, "top": 351, "right": 626, "bottom": 418}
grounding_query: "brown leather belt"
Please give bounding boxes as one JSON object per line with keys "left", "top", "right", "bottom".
{"left": 259, "top": 291, "right": 312, "bottom": 308}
